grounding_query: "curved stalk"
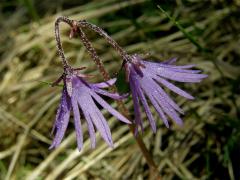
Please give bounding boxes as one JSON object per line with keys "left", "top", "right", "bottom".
{"left": 77, "top": 20, "right": 131, "bottom": 63}
{"left": 55, "top": 17, "right": 73, "bottom": 69}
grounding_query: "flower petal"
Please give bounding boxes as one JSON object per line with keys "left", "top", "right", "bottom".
{"left": 94, "top": 108, "right": 114, "bottom": 147}
{"left": 165, "top": 68, "right": 202, "bottom": 74}
{"left": 86, "top": 114, "right": 96, "bottom": 148}
{"left": 137, "top": 74, "right": 170, "bottom": 127}
{"left": 144, "top": 60, "right": 196, "bottom": 69}
{"left": 50, "top": 88, "right": 71, "bottom": 149}
{"left": 141, "top": 73, "right": 184, "bottom": 114}
{"left": 150, "top": 66, "right": 207, "bottom": 83}
{"left": 129, "top": 76, "right": 143, "bottom": 135}
{"left": 146, "top": 79, "right": 183, "bottom": 125}
{"left": 78, "top": 92, "right": 113, "bottom": 147}
{"left": 91, "top": 92, "right": 131, "bottom": 124}
{"left": 133, "top": 76, "right": 157, "bottom": 133}
{"left": 78, "top": 99, "right": 96, "bottom": 148}
{"left": 146, "top": 93, "right": 169, "bottom": 128}
{"left": 71, "top": 91, "right": 83, "bottom": 151}
{"left": 93, "top": 87, "right": 128, "bottom": 100}
{"left": 159, "top": 64, "right": 197, "bottom": 69}
{"left": 154, "top": 76, "right": 194, "bottom": 99}
{"left": 91, "top": 78, "right": 117, "bottom": 88}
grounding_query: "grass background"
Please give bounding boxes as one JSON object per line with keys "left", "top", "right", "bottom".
{"left": 0, "top": 0, "right": 239, "bottom": 179}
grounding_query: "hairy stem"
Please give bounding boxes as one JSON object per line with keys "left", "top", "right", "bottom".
{"left": 55, "top": 17, "right": 73, "bottom": 69}
{"left": 77, "top": 27, "right": 111, "bottom": 81}
{"left": 77, "top": 20, "right": 131, "bottom": 62}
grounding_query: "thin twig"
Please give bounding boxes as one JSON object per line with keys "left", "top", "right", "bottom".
{"left": 77, "top": 20, "right": 131, "bottom": 62}
{"left": 55, "top": 16, "right": 72, "bottom": 69}
{"left": 77, "top": 26, "right": 111, "bottom": 81}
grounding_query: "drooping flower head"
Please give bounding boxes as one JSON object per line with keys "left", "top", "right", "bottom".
{"left": 124, "top": 54, "right": 207, "bottom": 134}
{"left": 50, "top": 67, "right": 130, "bottom": 150}
{"left": 52, "top": 16, "right": 207, "bottom": 153}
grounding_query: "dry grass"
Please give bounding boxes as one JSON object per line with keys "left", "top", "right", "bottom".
{"left": 0, "top": 0, "right": 240, "bottom": 179}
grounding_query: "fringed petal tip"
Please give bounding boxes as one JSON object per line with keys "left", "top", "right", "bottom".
{"left": 176, "top": 119, "right": 184, "bottom": 127}
{"left": 93, "top": 87, "right": 129, "bottom": 100}
{"left": 77, "top": 145, "right": 83, "bottom": 152}
{"left": 48, "top": 145, "right": 54, "bottom": 150}
{"left": 92, "top": 78, "right": 117, "bottom": 88}
{"left": 90, "top": 143, "right": 96, "bottom": 149}
{"left": 91, "top": 92, "right": 131, "bottom": 124}
{"left": 49, "top": 143, "right": 57, "bottom": 150}
{"left": 151, "top": 125, "right": 157, "bottom": 133}
{"left": 109, "top": 142, "right": 114, "bottom": 148}
{"left": 200, "top": 74, "right": 208, "bottom": 79}
{"left": 118, "top": 93, "right": 129, "bottom": 99}
{"left": 106, "top": 92, "right": 129, "bottom": 100}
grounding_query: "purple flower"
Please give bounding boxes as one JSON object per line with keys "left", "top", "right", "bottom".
{"left": 124, "top": 55, "right": 207, "bottom": 134}
{"left": 50, "top": 68, "right": 130, "bottom": 150}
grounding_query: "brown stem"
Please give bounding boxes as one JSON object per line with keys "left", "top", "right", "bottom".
{"left": 77, "top": 27, "right": 111, "bottom": 81}
{"left": 55, "top": 17, "right": 73, "bottom": 69}
{"left": 77, "top": 20, "right": 131, "bottom": 62}
{"left": 119, "top": 101, "right": 159, "bottom": 171}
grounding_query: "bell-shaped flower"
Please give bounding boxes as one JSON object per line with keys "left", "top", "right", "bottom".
{"left": 124, "top": 55, "right": 207, "bottom": 134}
{"left": 50, "top": 68, "right": 130, "bottom": 150}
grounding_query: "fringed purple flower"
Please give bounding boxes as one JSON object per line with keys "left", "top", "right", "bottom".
{"left": 50, "top": 68, "right": 130, "bottom": 150}
{"left": 124, "top": 55, "right": 207, "bottom": 134}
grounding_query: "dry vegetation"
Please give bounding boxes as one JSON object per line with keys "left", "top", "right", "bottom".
{"left": 0, "top": 0, "right": 240, "bottom": 179}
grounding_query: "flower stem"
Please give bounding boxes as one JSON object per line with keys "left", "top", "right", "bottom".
{"left": 76, "top": 27, "right": 111, "bottom": 81}
{"left": 55, "top": 17, "right": 73, "bottom": 70}
{"left": 77, "top": 20, "right": 131, "bottom": 63}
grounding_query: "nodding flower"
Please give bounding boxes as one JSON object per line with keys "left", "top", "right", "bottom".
{"left": 51, "top": 16, "right": 208, "bottom": 150}
{"left": 50, "top": 67, "right": 130, "bottom": 151}
{"left": 124, "top": 55, "right": 207, "bottom": 135}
